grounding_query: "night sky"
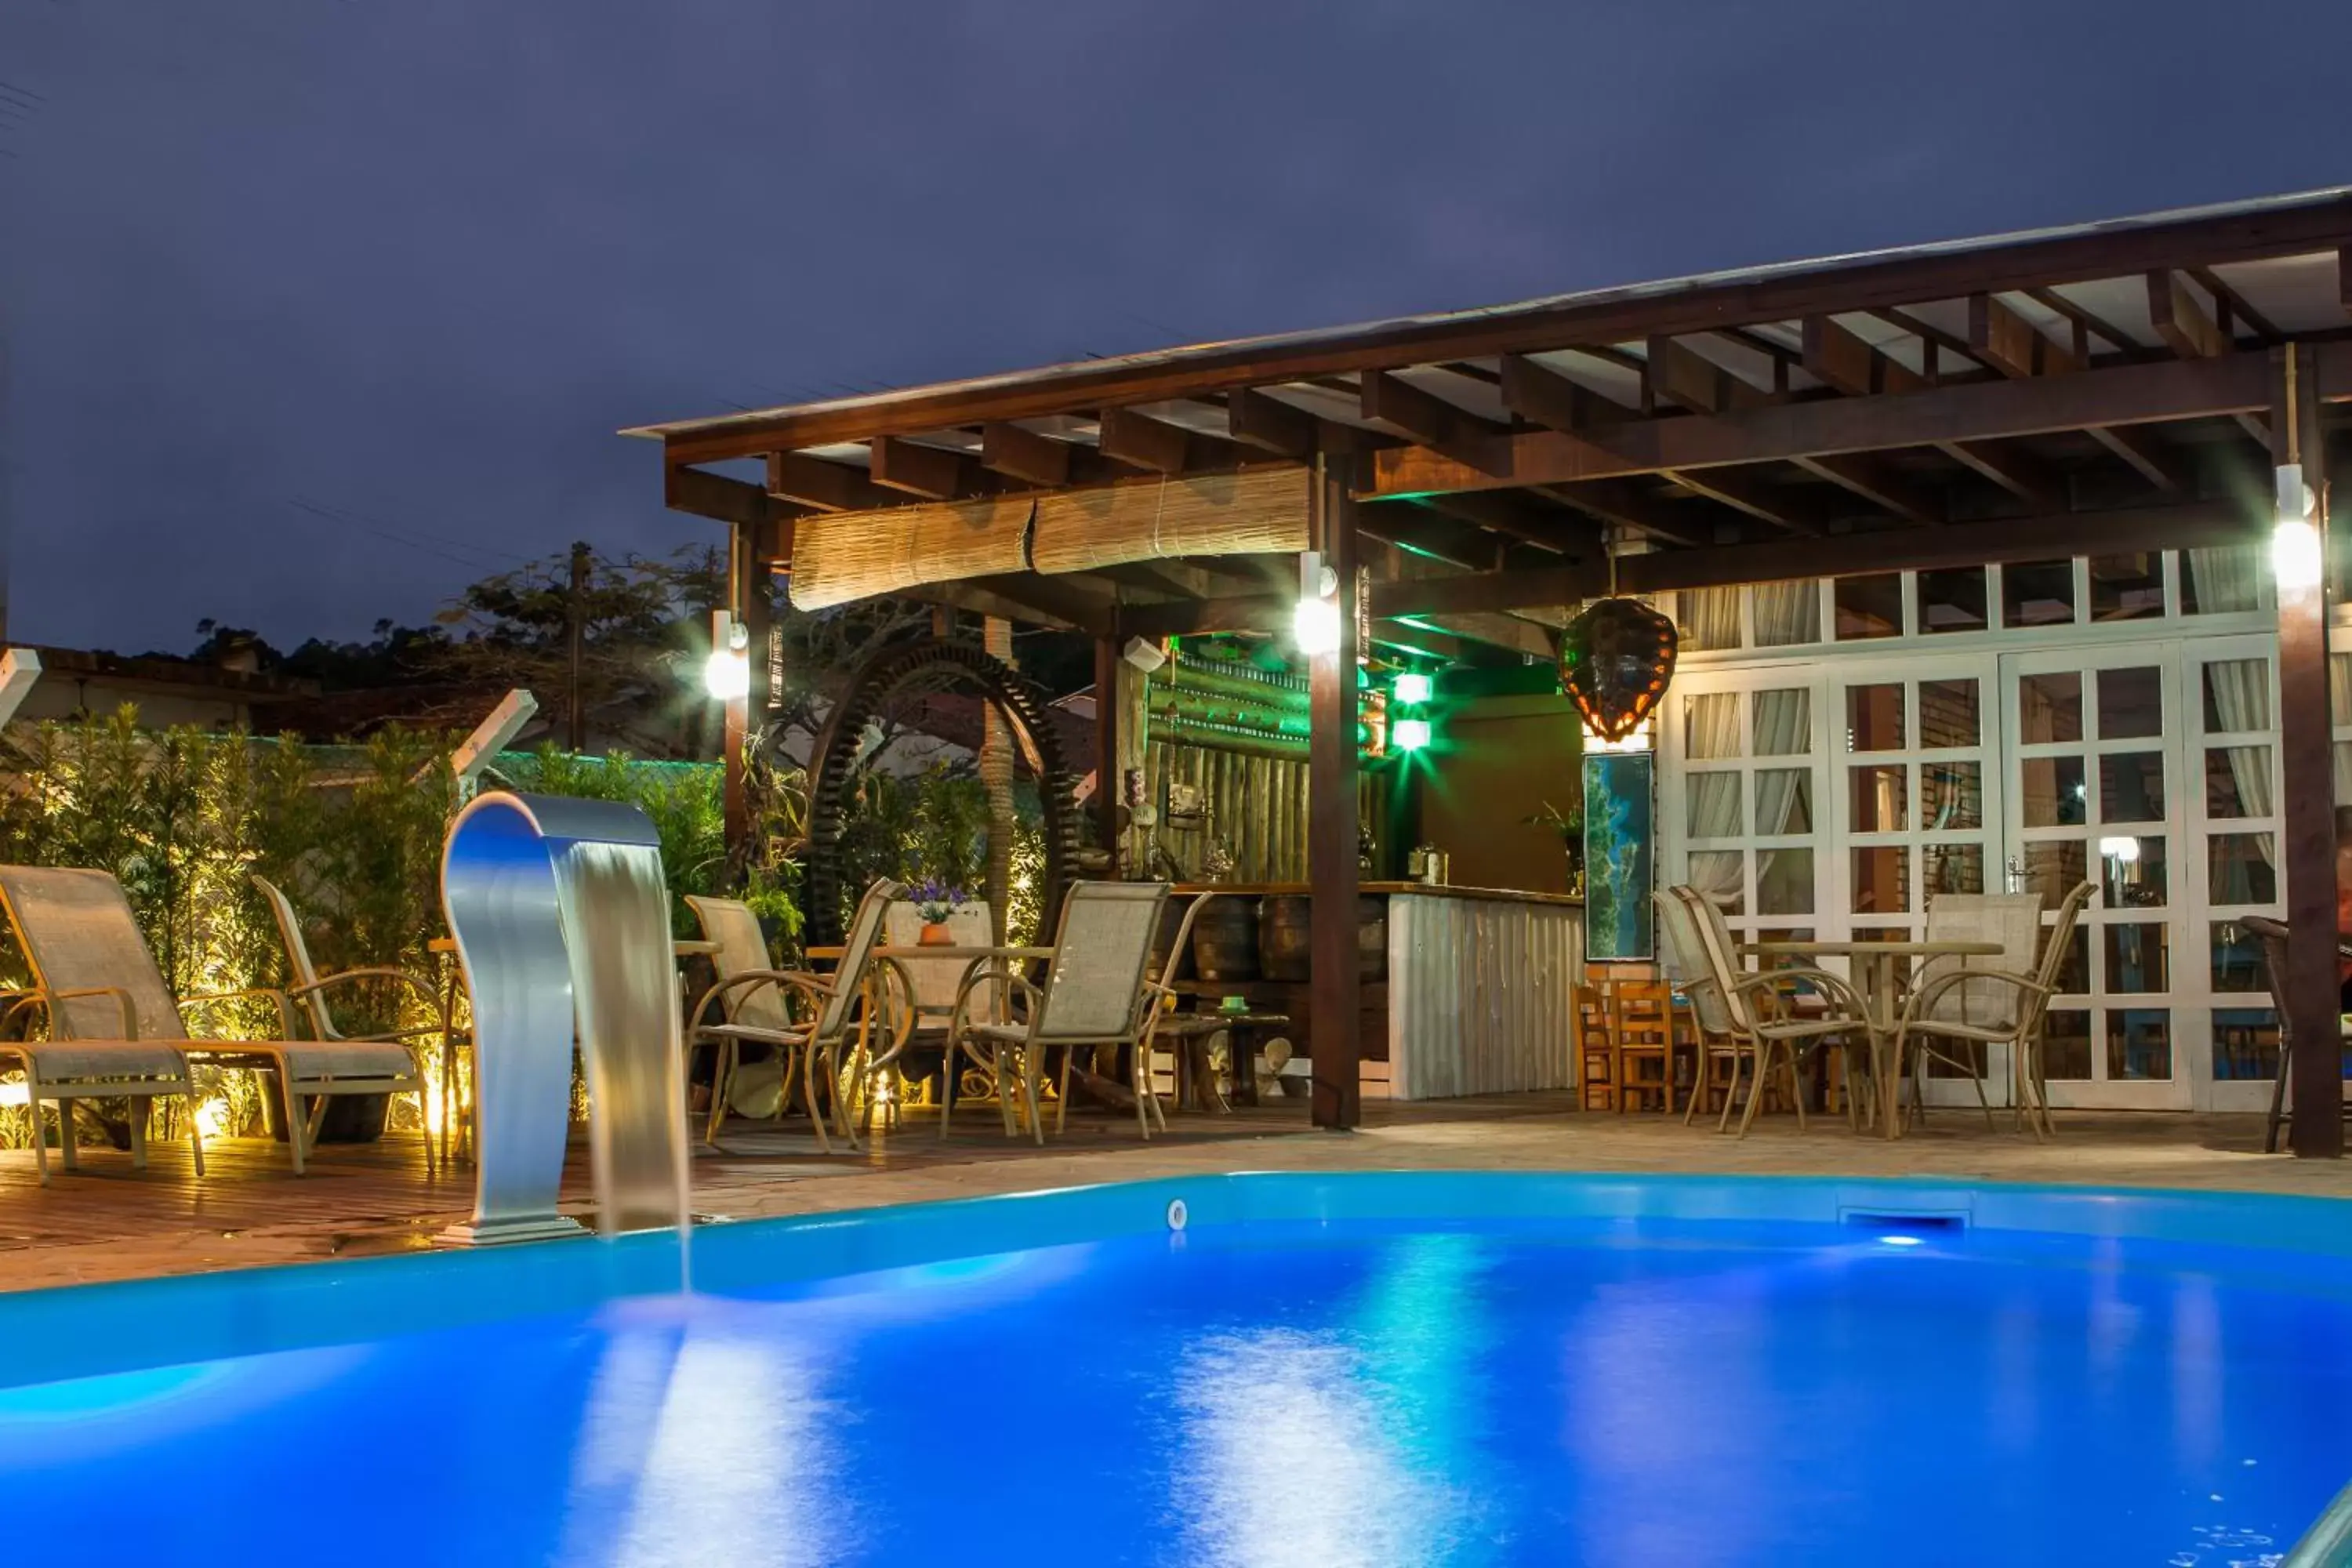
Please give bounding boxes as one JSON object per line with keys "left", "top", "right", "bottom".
{"left": 5, "top": 1, "right": 2352, "bottom": 652}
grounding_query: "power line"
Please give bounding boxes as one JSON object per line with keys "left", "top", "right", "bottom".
{"left": 285, "top": 496, "right": 517, "bottom": 572}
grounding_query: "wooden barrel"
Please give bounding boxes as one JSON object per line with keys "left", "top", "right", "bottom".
{"left": 1191, "top": 897, "right": 1260, "bottom": 982}
{"left": 1259, "top": 895, "right": 1387, "bottom": 982}
{"left": 1151, "top": 898, "right": 1196, "bottom": 985}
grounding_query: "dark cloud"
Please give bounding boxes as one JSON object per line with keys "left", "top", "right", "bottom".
{"left": 4, "top": 0, "right": 2351, "bottom": 648}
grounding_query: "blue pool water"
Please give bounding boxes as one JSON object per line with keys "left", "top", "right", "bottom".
{"left": 4, "top": 1178, "right": 2351, "bottom": 1566}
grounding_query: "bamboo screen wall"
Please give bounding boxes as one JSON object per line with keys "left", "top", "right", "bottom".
{"left": 789, "top": 495, "right": 1036, "bottom": 610}
{"left": 1148, "top": 739, "right": 1386, "bottom": 884}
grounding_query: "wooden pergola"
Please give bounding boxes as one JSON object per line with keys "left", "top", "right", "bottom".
{"left": 633, "top": 186, "right": 2352, "bottom": 1154}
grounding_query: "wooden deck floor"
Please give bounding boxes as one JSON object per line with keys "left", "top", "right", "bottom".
{"left": 7, "top": 1096, "right": 2352, "bottom": 1294}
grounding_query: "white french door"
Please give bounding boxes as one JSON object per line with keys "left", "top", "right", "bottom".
{"left": 1998, "top": 643, "right": 2192, "bottom": 1110}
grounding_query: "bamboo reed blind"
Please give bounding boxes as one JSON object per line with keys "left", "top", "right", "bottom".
{"left": 788, "top": 495, "right": 1036, "bottom": 610}
{"left": 1029, "top": 466, "right": 1308, "bottom": 575}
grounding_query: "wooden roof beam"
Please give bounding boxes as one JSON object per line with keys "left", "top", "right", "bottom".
{"left": 1224, "top": 387, "right": 1372, "bottom": 461}
{"left": 1421, "top": 490, "right": 1605, "bottom": 556}
{"left": 2187, "top": 265, "right": 2281, "bottom": 341}
{"left": 1646, "top": 335, "right": 1772, "bottom": 415}
{"left": 1499, "top": 354, "right": 1617, "bottom": 433}
{"left": 1790, "top": 452, "right": 1943, "bottom": 526}
{"left": 1803, "top": 317, "right": 1926, "bottom": 397}
{"left": 1097, "top": 407, "right": 1221, "bottom": 474}
{"left": 1357, "top": 503, "right": 1508, "bottom": 571}
{"left": 1969, "top": 294, "right": 2082, "bottom": 379}
{"left": 1393, "top": 612, "right": 1555, "bottom": 660}
{"left": 1616, "top": 499, "right": 2250, "bottom": 594}
{"left": 1359, "top": 371, "right": 1512, "bottom": 475}
{"left": 2147, "top": 270, "right": 2270, "bottom": 448}
{"left": 869, "top": 435, "right": 988, "bottom": 500}
{"left": 1540, "top": 479, "right": 1711, "bottom": 549}
{"left": 1365, "top": 349, "right": 2285, "bottom": 498}
{"left": 1664, "top": 466, "right": 1828, "bottom": 535}
{"left": 1941, "top": 440, "right": 2067, "bottom": 511}
{"left": 980, "top": 422, "right": 1075, "bottom": 487}
{"left": 766, "top": 451, "right": 897, "bottom": 512}
{"left": 2087, "top": 424, "right": 2191, "bottom": 494}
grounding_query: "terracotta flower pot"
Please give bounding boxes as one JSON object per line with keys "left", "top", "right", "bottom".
{"left": 919, "top": 921, "right": 955, "bottom": 946}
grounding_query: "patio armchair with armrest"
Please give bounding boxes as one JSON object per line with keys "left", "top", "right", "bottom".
{"left": 943, "top": 880, "right": 1172, "bottom": 1145}
{"left": 1665, "top": 884, "right": 1870, "bottom": 1137}
{"left": 2237, "top": 914, "right": 2352, "bottom": 1155}
{"left": 1894, "top": 880, "right": 2092, "bottom": 1142}
{"left": 683, "top": 877, "right": 904, "bottom": 1153}
{"left": 252, "top": 874, "right": 455, "bottom": 1171}
{"left": 1898, "top": 892, "right": 2045, "bottom": 1134}
{"left": 0, "top": 865, "right": 426, "bottom": 1175}
{"left": 0, "top": 975, "right": 205, "bottom": 1185}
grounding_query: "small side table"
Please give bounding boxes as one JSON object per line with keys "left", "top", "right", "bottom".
{"left": 1153, "top": 1009, "right": 1290, "bottom": 1111}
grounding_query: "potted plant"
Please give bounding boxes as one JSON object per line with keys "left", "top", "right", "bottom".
{"left": 1524, "top": 800, "right": 1586, "bottom": 898}
{"left": 911, "top": 879, "right": 969, "bottom": 945}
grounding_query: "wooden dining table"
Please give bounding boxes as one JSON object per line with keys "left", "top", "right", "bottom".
{"left": 1740, "top": 938, "right": 2005, "bottom": 1140}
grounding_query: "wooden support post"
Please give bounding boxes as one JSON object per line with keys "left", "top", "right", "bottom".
{"left": 1115, "top": 641, "right": 1152, "bottom": 875}
{"left": 1308, "top": 460, "right": 1362, "bottom": 1130}
{"left": 2274, "top": 344, "right": 2342, "bottom": 1157}
{"left": 721, "top": 523, "right": 753, "bottom": 869}
{"left": 981, "top": 616, "right": 1015, "bottom": 941}
{"left": 1094, "top": 636, "right": 1123, "bottom": 876}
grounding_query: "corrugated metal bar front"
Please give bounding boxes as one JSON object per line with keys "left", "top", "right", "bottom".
{"left": 1386, "top": 892, "right": 1581, "bottom": 1099}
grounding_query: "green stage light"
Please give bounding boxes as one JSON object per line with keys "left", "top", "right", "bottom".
{"left": 1392, "top": 671, "right": 1433, "bottom": 706}
{"left": 1393, "top": 717, "right": 1432, "bottom": 752}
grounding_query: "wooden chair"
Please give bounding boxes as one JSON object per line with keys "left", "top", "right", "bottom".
{"left": 2239, "top": 914, "right": 2352, "bottom": 1155}
{"left": 1575, "top": 983, "right": 1616, "bottom": 1110}
{"left": 1610, "top": 980, "right": 1675, "bottom": 1113}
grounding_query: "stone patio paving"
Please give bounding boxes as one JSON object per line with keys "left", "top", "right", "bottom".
{"left": 5, "top": 1094, "right": 2350, "bottom": 1294}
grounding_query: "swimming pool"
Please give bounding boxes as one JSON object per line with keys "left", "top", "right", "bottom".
{"left": 4, "top": 1173, "right": 2350, "bottom": 1566}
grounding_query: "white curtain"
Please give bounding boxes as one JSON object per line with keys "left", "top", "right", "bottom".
{"left": 2184, "top": 546, "right": 2264, "bottom": 615}
{"left": 2204, "top": 658, "right": 2275, "bottom": 863}
{"left": 1752, "top": 580, "right": 1820, "bottom": 645}
{"left": 1751, "top": 689, "right": 1813, "bottom": 913}
{"left": 1677, "top": 587, "right": 1741, "bottom": 652}
{"left": 1682, "top": 691, "right": 1745, "bottom": 904}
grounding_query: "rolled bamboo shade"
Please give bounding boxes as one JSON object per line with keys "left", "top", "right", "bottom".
{"left": 1030, "top": 466, "right": 1308, "bottom": 575}
{"left": 788, "top": 495, "right": 1036, "bottom": 610}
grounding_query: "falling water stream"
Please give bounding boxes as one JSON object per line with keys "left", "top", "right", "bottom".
{"left": 440, "top": 792, "right": 695, "bottom": 1287}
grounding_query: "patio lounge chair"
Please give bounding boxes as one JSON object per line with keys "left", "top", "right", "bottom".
{"left": 252, "top": 873, "right": 456, "bottom": 1171}
{"left": 0, "top": 865, "right": 426, "bottom": 1175}
{"left": 944, "top": 880, "right": 1172, "bottom": 1145}
{"left": 0, "top": 871, "right": 209, "bottom": 1185}
{"left": 683, "top": 877, "right": 903, "bottom": 1153}
{"left": 1896, "top": 880, "right": 2092, "bottom": 1142}
{"left": 1664, "top": 884, "right": 1867, "bottom": 1138}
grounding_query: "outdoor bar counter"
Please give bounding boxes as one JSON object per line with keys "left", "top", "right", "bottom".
{"left": 1170, "top": 882, "right": 1584, "bottom": 1101}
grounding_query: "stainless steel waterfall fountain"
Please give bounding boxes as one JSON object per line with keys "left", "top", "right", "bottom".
{"left": 437, "top": 790, "right": 692, "bottom": 1247}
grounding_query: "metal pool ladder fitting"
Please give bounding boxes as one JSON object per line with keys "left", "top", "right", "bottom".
{"left": 437, "top": 791, "right": 692, "bottom": 1250}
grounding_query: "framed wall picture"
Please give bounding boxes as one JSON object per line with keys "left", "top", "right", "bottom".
{"left": 1582, "top": 750, "right": 1655, "bottom": 963}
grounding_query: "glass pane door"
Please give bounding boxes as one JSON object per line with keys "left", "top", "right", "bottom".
{"left": 1999, "top": 644, "right": 2191, "bottom": 1109}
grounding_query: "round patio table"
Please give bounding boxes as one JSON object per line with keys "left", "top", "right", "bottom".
{"left": 1740, "top": 939, "right": 2004, "bottom": 1140}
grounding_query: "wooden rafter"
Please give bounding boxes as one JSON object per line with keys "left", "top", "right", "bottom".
{"left": 1365, "top": 350, "right": 2284, "bottom": 499}
{"left": 869, "top": 435, "right": 978, "bottom": 500}
{"left": 1097, "top": 407, "right": 1199, "bottom": 474}
{"left": 1664, "top": 466, "right": 1827, "bottom": 535}
{"left": 1359, "top": 371, "right": 1510, "bottom": 475}
{"left": 1790, "top": 452, "right": 1943, "bottom": 525}
{"left": 1499, "top": 354, "right": 1615, "bottom": 432}
{"left": 1646, "top": 335, "right": 1772, "bottom": 414}
{"left": 980, "top": 423, "right": 1075, "bottom": 487}
{"left": 767, "top": 451, "right": 895, "bottom": 512}
{"left": 2187, "top": 264, "right": 2281, "bottom": 341}
{"left": 644, "top": 196, "right": 2352, "bottom": 463}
